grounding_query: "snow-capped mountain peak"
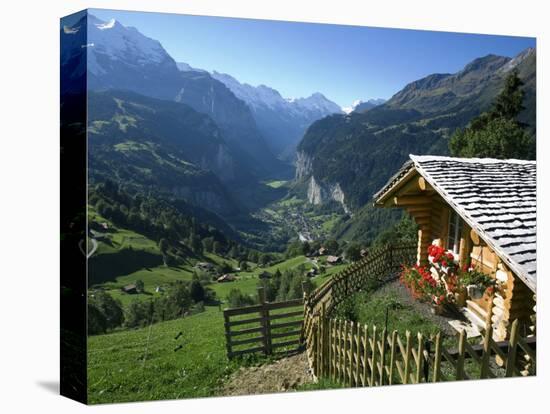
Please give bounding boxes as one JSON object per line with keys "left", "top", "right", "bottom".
{"left": 85, "top": 14, "right": 173, "bottom": 75}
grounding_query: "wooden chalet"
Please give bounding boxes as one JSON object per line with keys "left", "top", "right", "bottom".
{"left": 217, "top": 273, "right": 237, "bottom": 283}
{"left": 374, "top": 155, "right": 536, "bottom": 340}
{"left": 121, "top": 284, "right": 137, "bottom": 294}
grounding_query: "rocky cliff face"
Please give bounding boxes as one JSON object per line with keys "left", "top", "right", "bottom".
{"left": 199, "top": 144, "right": 235, "bottom": 182}
{"left": 295, "top": 151, "right": 313, "bottom": 180}
{"left": 172, "top": 186, "right": 228, "bottom": 216}
{"left": 306, "top": 176, "right": 350, "bottom": 214}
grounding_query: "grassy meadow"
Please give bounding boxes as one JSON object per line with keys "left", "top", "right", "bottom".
{"left": 87, "top": 206, "right": 348, "bottom": 403}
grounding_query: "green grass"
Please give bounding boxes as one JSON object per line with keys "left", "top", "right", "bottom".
{"left": 335, "top": 288, "right": 442, "bottom": 338}
{"left": 100, "top": 265, "right": 196, "bottom": 306}
{"left": 264, "top": 180, "right": 288, "bottom": 189}
{"left": 296, "top": 378, "right": 344, "bottom": 391}
{"left": 86, "top": 234, "right": 357, "bottom": 403}
{"left": 88, "top": 306, "right": 235, "bottom": 404}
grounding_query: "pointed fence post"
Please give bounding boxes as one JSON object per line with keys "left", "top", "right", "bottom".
{"left": 349, "top": 321, "right": 355, "bottom": 386}
{"left": 480, "top": 323, "right": 492, "bottom": 379}
{"left": 328, "top": 318, "right": 333, "bottom": 380}
{"left": 403, "top": 331, "right": 412, "bottom": 384}
{"left": 379, "top": 328, "right": 387, "bottom": 385}
{"left": 355, "top": 323, "right": 362, "bottom": 387}
{"left": 363, "top": 325, "right": 370, "bottom": 386}
{"left": 370, "top": 325, "right": 378, "bottom": 386}
{"left": 388, "top": 330, "right": 397, "bottom": 385}
{"left": 505, "top": 319, "right": 520, "bottom": 377}
{"left": 415, "top": 333, "right": 424, "bottom": 384}
{"left": 337, "top": 319, "right": 343, "bottom": 382}
{"left": 456, "top": 330, "right": 466, "bottom": 380}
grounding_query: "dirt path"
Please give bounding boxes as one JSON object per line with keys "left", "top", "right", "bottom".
{"left": 221, "top": 352, "right": 314, "bottom": 396}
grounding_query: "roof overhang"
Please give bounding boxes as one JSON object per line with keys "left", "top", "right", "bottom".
{"left": 373, "top": 155, "right": 537, "bottom": 293}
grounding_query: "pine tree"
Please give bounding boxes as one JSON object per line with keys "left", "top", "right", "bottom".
{"left": 449, "top": 70, "right": 534, "bottom": 159}
{"left": 491, "top": 69, "right": 525, "bottom": 122}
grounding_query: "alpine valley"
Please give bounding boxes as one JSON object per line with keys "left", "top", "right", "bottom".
{"left": 61, "top": 13, "right": 536, "bottom": 254}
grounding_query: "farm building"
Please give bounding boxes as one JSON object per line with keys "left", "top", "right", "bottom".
{"left": 121, "top": 284, "right": 137, "bottom": 294}
{"left": 217, "top": 273, "right": 237, "bottom": 283}
{"left": 374, "top": 155, "right": 536, "bottom": 341}
{"left": 326, "top": 255, "right": 342, "bottom": 265}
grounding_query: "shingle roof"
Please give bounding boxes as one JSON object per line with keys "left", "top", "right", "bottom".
{"left": 376, "top": 155, "right": 537, "bottom": 292}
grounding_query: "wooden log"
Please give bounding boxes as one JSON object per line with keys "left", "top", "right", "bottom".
{"left": 405, "top": 206, "right": 432, "bottom": 214}
{"left": 470, "top": 229, "right": 480, "bottom": 245}
{"left": 394, "top": 195, "right": 432, "bottom": 206}
{"left": 418, "top": 177, "right": 427, "bottom": 191}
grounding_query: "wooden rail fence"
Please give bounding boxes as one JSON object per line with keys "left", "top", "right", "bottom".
{"left": 303, "top": 244, "right": 536, "bottom": 385}
{"left": 223, "top": 288, "right": 304, "bottom": 359}
{"left": 304, "top": 244, "right": 417, "bottom": 373}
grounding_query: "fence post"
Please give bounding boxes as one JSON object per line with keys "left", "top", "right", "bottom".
{"left": 363, "top": 325, "right": 370, "bottom": 386}
{"left": 480, "top": 324, "right": 492, "bottom": 379}
{"left": 432, "top": 333, "right": 442, "bottom": 382}
{"left": 379, "top": 328, "right": 387, "bottom": 385}
{"left": 258, "top": 287, "right": 272, "bottom": 356}
{"left": 223, "top": 311, "right": 233, "bottom": 359}
{"left": 315, "top": 312, "right": 323, "bottom": 378}
{"left": 320, "top": 302, "right": 327, "bottom": 378}
{"left": 337, "top": 319, "right": 343, "bottom": 382}
{"left": 505, "top": 319, "right": 519, "bottom": 377}
{"left": 456, "top": 330, "right": 466, "bottom": 380}
{"left": 349, "top": 321, "right": 355, "bottom": 386}
{"left": 415, "top": 333, "right": 424, "bottom": 384}
{"left": 403, "top": 330, "right": 411, "bottom": 384}
{"left": 343, "top": 321, "right": 349, "bottom": 384}
{"left": 370, "top": 325, "right": 378, "bottom": 386}
{"left": 355, "top": 323, "right": 362, "bottom": 387}
{"left": 388, "top": 330, "right": 397, "bottom": 385}
{"left": 328, "top": 318, "right": 333, "bottom": 380}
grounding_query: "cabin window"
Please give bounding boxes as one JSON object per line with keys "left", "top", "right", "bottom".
{"left": 447, "top": 211, "right": 462, "bottom": 254}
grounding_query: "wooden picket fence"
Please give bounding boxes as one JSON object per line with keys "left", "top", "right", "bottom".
{"left": 223, "top": 288, "right": 304, "bottom": 359}
{"left": 313, "top": 311, "right": 536, "bottom": 386}
{"left": 303, "top": 244, "right": 537, "bottom": 385}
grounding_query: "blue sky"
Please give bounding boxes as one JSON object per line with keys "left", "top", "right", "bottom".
{"left": 91, "top": 8, "right": 535, "bottom": 108}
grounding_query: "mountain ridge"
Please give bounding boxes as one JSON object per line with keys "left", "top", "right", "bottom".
{"left": 295, "top": 47, "right": 536, "bottom": 219}
{"left": 210, "top": 71, "right": 342, "bottom": 158}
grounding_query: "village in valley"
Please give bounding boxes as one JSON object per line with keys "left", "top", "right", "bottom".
{"left": 61, "top": 10, "right": 537, "bottom": 404}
